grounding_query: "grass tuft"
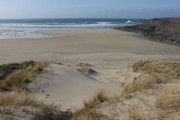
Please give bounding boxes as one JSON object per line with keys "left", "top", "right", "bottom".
{"left": 0, "top": 94, "right": 71, "bottom": 120}
{"left": 0, "top": 61, "right": 48, "bottom": 91}
{"left": 122, "top": 61, "right": 180, "bottom": 94}
{"left": 128, "top": 105, "right": 142, "bottom": 120}
{"left": 84, "top": 89, "right": 108, "bottom": 109}
{"left": 0, "top": 61, "right": 35, "bottom": 80}
{"left": 73, "top": 90, "right": 108, "bottom": 120}
{"left": 155, "top": 87, "right": 180, "bottom": 119}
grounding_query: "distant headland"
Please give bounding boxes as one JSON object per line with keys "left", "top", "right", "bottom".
{"left": 116, "top": 17, "right": 180, "bottom": 45}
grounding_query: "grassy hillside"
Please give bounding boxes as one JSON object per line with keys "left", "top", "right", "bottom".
{"left": 117, "top": 17, "right": 180, "bottom": 45}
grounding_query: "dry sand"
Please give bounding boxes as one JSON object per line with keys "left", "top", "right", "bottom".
{"left": 0, "top": 29, "right": 180, "bottom": 109}
{"left": 27, "top": 64, "right": 120, "bottom": 109}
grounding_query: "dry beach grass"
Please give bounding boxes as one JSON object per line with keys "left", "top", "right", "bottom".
{"left": 0, "top": 61, "right": 48, "bottom": 91}
{"left": 0, "top": 93, "right": 66, "bottom": 120}
{"left": 122, "top": 60, "right": 180, "bottom": 94}
{"left": 0, "top": 60, "right": 179, "bottom": 119}
{"left": 0, "top": 61, "right": 59, "bottom": 120}
{"left": 72, "top": 60, "right": 180, "bottom": 120}
{"left": 156, "top": 87, "right": 180, "bottom": 119}
{"left": 0, "top": 61, "right": 71, "bottom": 120}
{"left": 73, "top": 90, "right": 108, "bottom": 120}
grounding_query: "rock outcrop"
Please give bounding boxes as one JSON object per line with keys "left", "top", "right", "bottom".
{"left": 116, "top": 17, "right": 180, "bottom": 45}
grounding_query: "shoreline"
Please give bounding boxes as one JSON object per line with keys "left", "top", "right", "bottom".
{"left": 0, "top": 28, "right": 116, "bottom": 40}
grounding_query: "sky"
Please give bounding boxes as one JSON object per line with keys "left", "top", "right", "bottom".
{"left": 0, "top": 0, "right": 179, "bottom": 19}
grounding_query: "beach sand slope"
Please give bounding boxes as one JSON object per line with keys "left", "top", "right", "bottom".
{"left": 27, "top": 63, "right": 120, "bottom": 109}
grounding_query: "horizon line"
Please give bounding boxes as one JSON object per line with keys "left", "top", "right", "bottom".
{"left": 0, "top": 17, "right": 152, "bottom": 20}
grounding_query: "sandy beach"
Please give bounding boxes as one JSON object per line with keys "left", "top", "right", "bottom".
{"left": 0, "top": 29, "right": 180, "bottom": 109}
{"left": 0, "top": 29, "right": 179, "bottom": 64}
{"left": 1, "top": 0, "right": 179, "bottom": 118}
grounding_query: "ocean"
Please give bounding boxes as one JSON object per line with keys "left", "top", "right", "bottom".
{"left": 0, "top": 18, "right": 144, "bottom": 39}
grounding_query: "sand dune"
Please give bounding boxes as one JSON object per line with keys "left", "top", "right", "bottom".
{"left": 27, "top": 64, "right": 120, "bottom": 109}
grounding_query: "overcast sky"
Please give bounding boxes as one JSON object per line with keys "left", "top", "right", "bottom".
{"left": 0, "top": 0, "right": 179, "bottom": 19}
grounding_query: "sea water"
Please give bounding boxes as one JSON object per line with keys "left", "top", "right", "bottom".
{"left": 0, "top": 18, "right": 145, "bottom": 39}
